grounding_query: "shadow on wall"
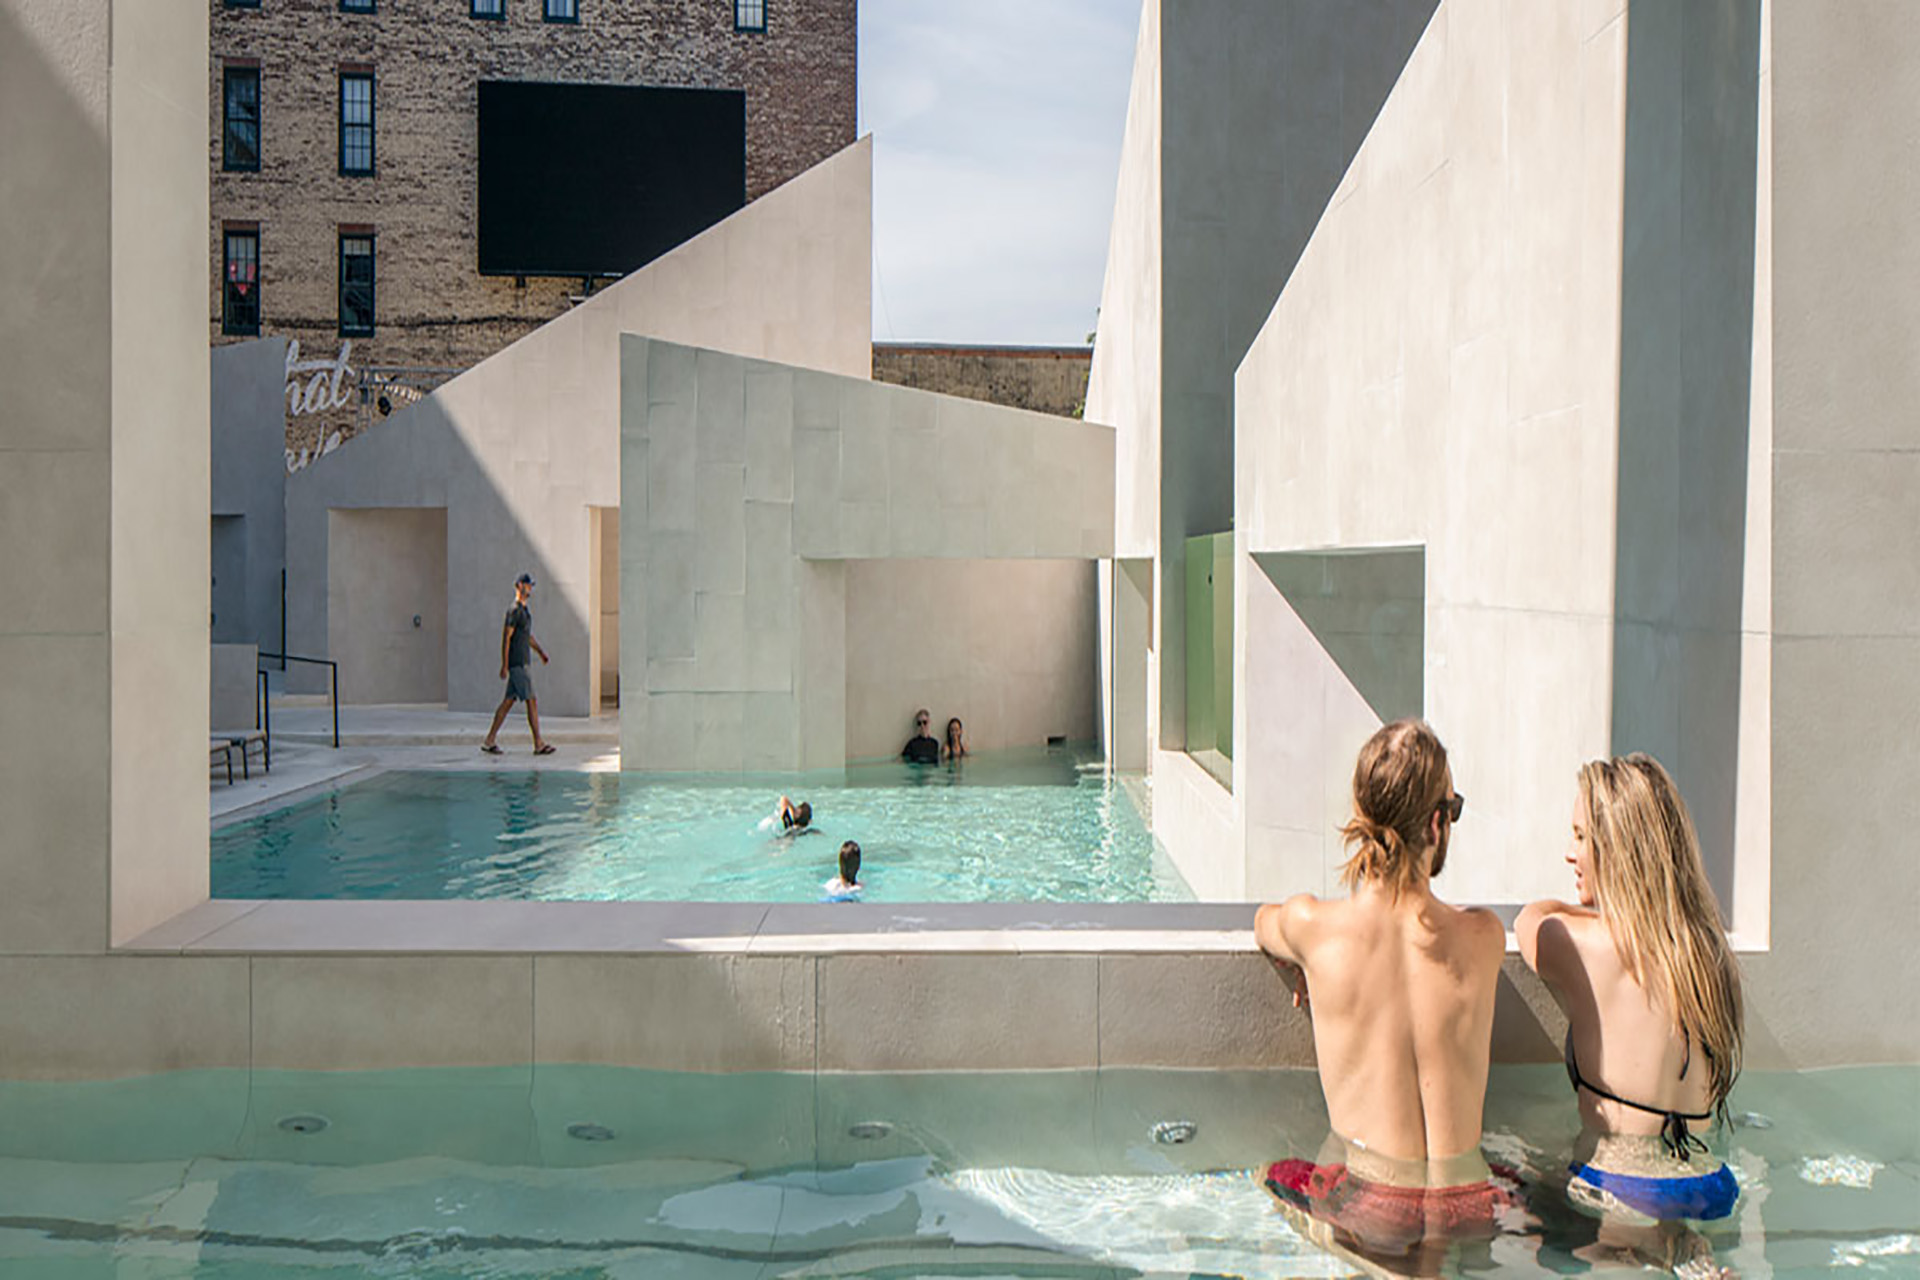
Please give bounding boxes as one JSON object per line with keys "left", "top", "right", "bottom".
{"left": 1610, "top": 0, "right": 1762, "bottom": 917}
{"left": 1155, "top": 0, "right": 1441, "bottom": 750}
{"left": 1254, "top": 549, "right": 1424, "bottom": 725}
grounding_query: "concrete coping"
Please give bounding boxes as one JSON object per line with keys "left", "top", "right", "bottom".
{"left": 120, "top": 900, "right": 1545, "bottom": 957}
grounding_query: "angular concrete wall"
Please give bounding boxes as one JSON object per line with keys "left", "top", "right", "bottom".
{"left": 844, "top": 559, "right": 1099, "bottom": 760}
{"left": 620, "top": 339, "right": 1115, "bottom": 771}
{"left": 285, "top": 138, "right": 873, "bottom": 717}
{"left": 1233, "top": 0, "right": 1635, "bottom": 906}
{"left": 1229, "top": 0, "right": 1770, "bottom": 918}
{"left": 1089, "top": 0, "right": 1437, "bottom": 795}
{"left": 211, "top": 337, "right": 289, "bottom": 652}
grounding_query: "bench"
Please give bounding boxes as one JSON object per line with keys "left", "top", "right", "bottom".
{"left": 210, "top": 739, "right": 235, "bottom": 786}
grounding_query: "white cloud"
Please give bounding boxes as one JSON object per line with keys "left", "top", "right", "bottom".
{"left": 859, "top": 0, "right": 1140, "bottom": 344}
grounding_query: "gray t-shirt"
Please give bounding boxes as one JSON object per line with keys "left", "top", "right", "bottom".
{"left": 505, "top": 603, "right": 532, "bottom": 668}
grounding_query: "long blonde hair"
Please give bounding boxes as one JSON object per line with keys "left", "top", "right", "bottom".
{"left": 1339, "top": 719, "right": 1452, "bottom": 898}
{"left": 1580, "top": 754, "right": 1744, "bottom": 1114}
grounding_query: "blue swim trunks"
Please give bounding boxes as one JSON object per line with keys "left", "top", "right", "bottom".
{"left": 1569, "top": 1161, "right": 1739, "bottom": 1221}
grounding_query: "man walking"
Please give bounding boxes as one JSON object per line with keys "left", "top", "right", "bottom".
{"left": 1256, "top": 720, "right": 1509, "bottom": 1258}
{"left": 481, "top": 572, "right": 553, "bottom": 755}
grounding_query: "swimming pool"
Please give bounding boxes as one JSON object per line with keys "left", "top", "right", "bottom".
{"left": 212, "top": 747, "right": 1190, "bottom": 903}
{"left": 2, "top": 1064, "right": 1913, "bottom": 1277}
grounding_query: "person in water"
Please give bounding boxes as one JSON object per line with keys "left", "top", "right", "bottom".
{"left": 901, "top": 709, "right": 941, "bottom": 763}
{"left": 942, "top": 716, "right": 969, "bottom": 761}
{"left": 1517, "top": 755, "right": 1743, "bottom": 1268}
{"left": 822, "top": 840, "right": 863, "bottom": 901}
{"left": 775, "top": 795, "right": 813, "bottom": 834}
{"left": 1257, "top": 720, "right": 1513, "bottom": 1261}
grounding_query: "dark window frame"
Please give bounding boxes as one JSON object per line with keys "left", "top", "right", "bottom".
{"left": 338, "top": 70, "right": 375, "bottom": 177}
{"left": 222, "top": 65, "right": 261, "bottom": 172}
{"left": 733, "top": 0, "right": 765, "bottom": 32}
{"left": 223, "top": 0, "right": 262, "bottom": 9}
{"left": 471, "top": 0, "right": 505, "bottom": 18}
{"left": 338, "top": 232, "right": 376, "bottom": 338}
{"left": 340, "top": 0, "right": 375, "bottom": 12}
{"left": 543, "top": 0, "right": 578, "bottom": 21}
{"left": 223, "top": 227, "right": 261, "bottom": 337}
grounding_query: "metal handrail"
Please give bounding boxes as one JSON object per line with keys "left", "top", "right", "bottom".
{"left": 257, "top": 652, "right": 340, "bottom": 748}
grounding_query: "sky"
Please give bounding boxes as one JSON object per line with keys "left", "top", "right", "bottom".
{"left": 858, "top": 0, "right": 1142, "bottom": 347}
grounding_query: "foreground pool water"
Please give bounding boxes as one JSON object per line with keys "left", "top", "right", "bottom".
{"left": 212, "top": 747, "right": 1190, "bottom": 903}
{"left": 1, "top": 1065, "right": 1914, "bottom": 1277}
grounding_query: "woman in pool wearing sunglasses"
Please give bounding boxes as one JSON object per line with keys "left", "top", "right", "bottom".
{"left": 1517, "top": 754, "right": 1743, "bottom": 1267}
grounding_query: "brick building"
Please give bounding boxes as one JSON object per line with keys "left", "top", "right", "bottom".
{"left": 210, "top": 0, "right": 857, "bottom": 457}
{"left": 872, "top": 343, "right": 1093, "bottom": 419}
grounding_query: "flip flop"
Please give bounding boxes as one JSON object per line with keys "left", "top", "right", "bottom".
{"left": 534, "top": 743, "right": 556, "bottom": 755}
{"left": 481, "top": 743, "right": 503, "bottom": 755}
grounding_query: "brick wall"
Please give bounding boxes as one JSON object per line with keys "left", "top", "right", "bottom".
{"left": 210, "top": 0, "right": 856, "bottom": 456}
{"left": 871, "top": 344, "right": 1093, "bottom": 419}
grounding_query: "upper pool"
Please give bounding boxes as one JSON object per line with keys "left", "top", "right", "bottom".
{"left": 212, "top": 746, "right": 1191, "bottom": 903}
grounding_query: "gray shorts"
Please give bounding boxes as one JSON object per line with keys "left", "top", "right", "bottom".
{"left": 505, "top": 665, "right": 534, "bottom": 702}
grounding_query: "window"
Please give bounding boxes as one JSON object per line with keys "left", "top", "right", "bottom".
{"left": 223, "top": 0, "right": 261, "bottom": 8}
{"left": 339, "top": 72, "right": 374, "bottom": 175}
{"left": 222, "top": 66, "right": 260, "bottom": 171}
{"left": 544, "top": 0, "right": 577, "bottom": 20}
{"left": 471, "top": 0, "right": 504, "bottom": 17}
{"left": 223, "top": 229, "right": 260, "bottom": 336}
{"left": 733, "top": 0, "right": 765, "bottom": 31}
{"left": 339, "top": 234, "right": 375, "bottom": 337}
{"left": 341, "top": 0, "right": 374, "bottom": 11}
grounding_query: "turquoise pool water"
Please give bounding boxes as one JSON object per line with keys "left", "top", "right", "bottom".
{"left": 212, "top": 747, "right": 1189, "bottom": 903}
{"left": 1, "top": 1065, "right": 1914, "bottom": 1277}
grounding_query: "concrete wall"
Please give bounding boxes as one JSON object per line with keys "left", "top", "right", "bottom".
{"left": 209, "top": 643, "right": 257, "bottom": 734}
{"left": 0, "top": 0, "right": 210, "bottom": 954}
{"left": 211, "top": 337, "right": 289, "bottom": 651}
{"left": 620, "top": 339, "right": 1115, "bottom": 771}
{"left": 843, "top": 559, "right": 1099, "bottom": 760}
{"left": 1749, "top": 0, "right": 1920, "bottom": 1062}
{"left": 1085, "top": 0, "right": 1163, "bottom": 565}
{"left": 1090, "top": 0, "right": 1437, "bottom": 779}
{"left": 285, "top": 137, "right": 873, "bottom": 717}
{"left": 1227, "top": 0, "right": 1635, "bottom": 907}
{"left": 326, "top": 508, "right": 448, "bottom": 705}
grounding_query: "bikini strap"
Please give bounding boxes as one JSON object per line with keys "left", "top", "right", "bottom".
{"left": 1565, "top": 1034, "right": 1712, "bottom": 1162}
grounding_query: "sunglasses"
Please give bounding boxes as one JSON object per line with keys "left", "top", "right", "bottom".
{"left": 1437, "top": 792, "right": 1465, "bottom": 823}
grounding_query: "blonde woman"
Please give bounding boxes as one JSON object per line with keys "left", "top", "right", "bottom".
{"left": 1517, "top": 754, "right": 1743, "bottom": 1230}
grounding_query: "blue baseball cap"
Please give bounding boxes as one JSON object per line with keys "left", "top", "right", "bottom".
{"left": 516, "top": 573, "right": 536, "bottom": 586}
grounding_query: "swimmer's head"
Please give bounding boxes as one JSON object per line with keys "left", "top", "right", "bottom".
{"left": 838, "top": 840, "right": 861, "bottom": 884}
{"left": 793, "top": 801, "right": 812, "bottom": 829}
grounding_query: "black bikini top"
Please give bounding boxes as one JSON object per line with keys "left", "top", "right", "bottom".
{"left": 1564, "top": 1032, "right": 1713, "bottom": 1162}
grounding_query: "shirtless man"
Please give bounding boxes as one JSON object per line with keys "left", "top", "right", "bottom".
{"left": 1257, "top": 720, "right": 1507, "bottom": 1249}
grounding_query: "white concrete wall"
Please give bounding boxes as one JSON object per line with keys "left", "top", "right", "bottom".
{"left": 326, "top": 508, "right": 448, "bottom": 705}
{"left": 211, "top": 337, "right": 289, "bottom": 652}
{"left": 621, "top": 339, "right": 1115, "bottom": 771}
{"left": 1752, "top": 0, "right": 1920, "bottom": 1063}
{"left": 1231, "top": 0, "right": 1635, "bottom": 907}
{"left": 1085, "top": 0, "right": 1163, "bottom": 565}
{"left": 0, "top": 0, "right": 209, "bottom": 954}
{"left": 843, "top": 559, "right": 1099, "bottom": 761}
{"left": 285, "top": 138, "right": 873, "bottom": 717}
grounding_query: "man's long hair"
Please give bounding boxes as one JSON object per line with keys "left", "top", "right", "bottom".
{"left": 1580, "top": 754, "right": 1744, "bottom": 1116}
{"left": 1338, "top": 719, "right": 1452, "bottom": 898}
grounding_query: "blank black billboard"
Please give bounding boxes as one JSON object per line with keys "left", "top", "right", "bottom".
{"left": 477, "top": 80, "right": 746, "bottom": 278}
